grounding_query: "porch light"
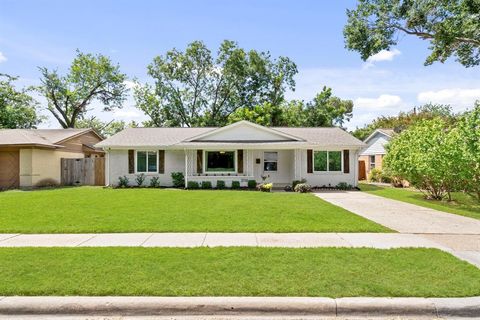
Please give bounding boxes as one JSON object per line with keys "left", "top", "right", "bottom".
{"left": 219, "top": 151, "right": 225, "bottom": 154}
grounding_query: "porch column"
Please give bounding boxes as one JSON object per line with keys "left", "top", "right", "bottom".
{"left": 184, "top": 149, "right": 188, "bottom": 186}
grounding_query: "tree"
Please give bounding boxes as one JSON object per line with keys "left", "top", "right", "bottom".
{"left": 344, "top": 0, "right": 480, "bottom": 67}
{"left": 352, "top": 103, "right": 455, "bottom": 140}
{"left": 75, "top": 116, "right": 136, "bottom": 137}
{"left": 135, "top": 40, "right": 297, "bottom": 127}
{"left": 228, "top": 87, "right": 353, "bottom": 127}
{"left": 383, "top": 118, "right": 461, "bottom": 200}
{"left": 38, "top": 51, "right": 128, "bottom": 128}
{"left": 0, "top": 74, "right": 43, "bottom": 128}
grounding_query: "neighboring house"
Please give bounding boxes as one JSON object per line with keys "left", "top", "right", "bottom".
{"left": 0, "top": 129, "right": 103, "bottom": 189}
{"left": 96, "top": 120, "right": 365, "bottom": 188}
{"left": 358, "top": 129, "right": 395, "bottom": 180}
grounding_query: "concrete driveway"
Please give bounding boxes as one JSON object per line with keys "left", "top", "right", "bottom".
{"left": 314, "top": 191, "right": 480, "bottom": 267}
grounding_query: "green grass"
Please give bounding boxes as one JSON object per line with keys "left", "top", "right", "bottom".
{"left": 0, "top": 187, "right": 389, "bottom": 233}
{"left": 360, "top": 183, "right": 480, "bottom": 220}
{"left": 0, "top": 247, "right": 478, "bottom": 297}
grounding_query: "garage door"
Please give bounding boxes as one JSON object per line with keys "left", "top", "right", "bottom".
{"left": 0, "top": 150, "right": 19, "bottom": 189}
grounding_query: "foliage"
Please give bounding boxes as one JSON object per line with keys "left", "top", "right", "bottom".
{"left": 135, "top": 40, "right": 297, "bottom": 127}
{"left": 284, "top": 185, "right": 293, "bottom": 192}
{"left": 0, "top": 74, "right": 43, "bottom": 129}
{"left": 352, "top": 103, "right": 456, "bottom": 140}
{"left": 75, "top": 116, "right": 136, "bottom": 137}
{"left": 336, "top": 182, "right": 351, "bottom": 190}
{"left": 294, "top": 183, "right": 312, "bottom": 193}
{"left": 229, "top": 87, "right": 353, "bottom": 127}
{"left": 344, "top": 0, "right": 480, "bottom": 67}
{"left": 383, "top": 118, "right": 461, "bottom": 200}
{"left": 231, "top": 181, "right": 241, "bottom": 189}
{"left": 187, "top": 181, "right": 200, "bottom": 189}
{"left": 38, "top": 50, "right": 128, "bottom": 128}
{"left": 292, "top": 179, "right": 307, "bottom": 189}
{"left": 201, "top": 181, "right": 212, "bottom": 189}
{"left": 118, "top": 176, "right": 129, "bottom": 188}
{"left": 135, "top": 173, "right": 146, "bottom": 187}
{"left": 216, "top": 180, "right": 226, "bottom": 190}
{"left": 247, "top": 180, "right": 257, "bottom": 189}
{"left": 258, "top": 183, "right": 273, "bottom": 192}
{"left": 368, "top": 168, "right": 383, "bottom": 182}
{"left": 171, "top": 172, "right": 185, "bottom": 188}
{"left": 149, "top": 176, "right": 160, "bottom": 188}
{"left": 452, "top": 103, "right": 480, "bottom": 201}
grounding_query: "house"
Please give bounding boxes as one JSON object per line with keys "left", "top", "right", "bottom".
{"left": 0, "top": 128, "right": 103, "bottom": 189}
{"left": 96, "top": 121, "right": 365, "bottom": 188}
{"left": 358, "top": 129, "right": 395, "bottom": 180}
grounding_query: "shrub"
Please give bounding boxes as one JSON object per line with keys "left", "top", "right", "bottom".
{"left": 118, "top": 176, "right": 129, "bottom": 188}
{"left": 135, "top": 173, "right": 146, "bottom": 186}
{"left": 150, "top": 176, "right": 160, "bottom": 188}
{"left": 247, "top": 180, "right": 257, "bottom": 189}
{"left": 336, "top": 182, "right": 349, "bottom": 190}
{"left": 34, "top": 178, "right": 59, "bottom": 188}
{"left": 187, "top": 181, "right": 199, "bottom": 189}
{"left": 258, "top": 182, "right": 273, "bottom": 192}
{"left": 231, "top": 181, "right": 240, "bottom": 189}
{"left": 292, "top": 179, "right": 306, "bottom": 189}
{"left": 201, "top": 181, "right": 212, "bottom": 189}
{"left": 216, "top": 180, "right": 226, "bottom": 189}
{"left": 368, "top": 168, "right": 383, "bottom": 182}
{"left": 171, "top": 172, "right": 185, "bottom": 188}
{"left": 284, "top": 185, "right": 293, "bottom": 192}
{"left": 294, "top": 183, "right": 311, "bottom": 193}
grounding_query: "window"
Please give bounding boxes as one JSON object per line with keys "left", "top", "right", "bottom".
{"left": 370, "top": 155, "right": 376, "bottom": 169}
{"left": 136, "top": 151, "right": 157, "bottom": 173}
{"left": 314, "top": 151, "right": 342, "bottom": 172}
{"left": 205, "top": 151, "right": 235, "bottom": 172}
{"left": 263, "top": 152, "right": 278, "bottom": 171}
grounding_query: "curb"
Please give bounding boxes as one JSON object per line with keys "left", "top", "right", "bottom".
{"left": 0, "top": 297, "right": 479, "bottom": 317}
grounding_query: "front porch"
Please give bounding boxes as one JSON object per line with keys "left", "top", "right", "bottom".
{"left": 184, "top": 149, "right": 300, "bottom": 188}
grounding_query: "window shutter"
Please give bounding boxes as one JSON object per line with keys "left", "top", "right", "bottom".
{"left": 237, "top": 150, "right": 244, "bottom": 174}
{"left": 197, "top": 150, "right": 203, "bottom": 174}
{"left": 307, "top": 149, "right": 313, "bottom": 173}
{"left": 158, "top": 150, "right": 165, "bottom": 174}
{"left": 128, "top": 150, "right": 135, "bottom": 174}
{"left": 343, "top": 150, "right": 350, "bottom": 174}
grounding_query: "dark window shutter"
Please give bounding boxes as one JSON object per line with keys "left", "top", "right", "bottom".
{"left": 343, "top": 150, "right": 350, "bottom": 174}
{"left": 158, "top": 150, "right": 165, "bottom": 174}
{"left": 128, "top": 150, "right": 135, "bottom": 174}
{"left": 237, "top": 150, "right": 244, "bottom": 174}
{"left": 307, "top": 149, "right": 313, "bottom": 173}
{"left": 197, "top": 150, "right": 203, "bottom": 174}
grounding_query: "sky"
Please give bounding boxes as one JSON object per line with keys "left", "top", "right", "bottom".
{"left": 0, "top": 0, "right": 479, "bottom": 130}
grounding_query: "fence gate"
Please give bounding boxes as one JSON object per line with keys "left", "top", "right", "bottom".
{"left": 61, "top": 158, "right": 105, "bottom": 186}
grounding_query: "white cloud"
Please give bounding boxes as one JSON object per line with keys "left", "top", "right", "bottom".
{"left": 417, "top": 88, "right": 480, "bottom": 110}
{"left": 113, "top": 109, "right": 142, "bottom": 118}
{"left": 354, "top": 94, "right": 403, "bottom": 110}
{"left": 123, "top": 80, "right": 138, "bottom": 90}
{"left": 0, "top": 51, "right": 7, "bottom": 63}
{"left": 363, "top": 49, "right": 401, "bottom": 69}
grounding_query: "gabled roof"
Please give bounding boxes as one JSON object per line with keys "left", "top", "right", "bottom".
{"left": 0, "top": 128, "right": 100, "bottom": 148}
{"left": 363, "top": 128, "right": 395, "bottom": 143}
{"left": 97, "top": 121, "right": 365, "bottom": 149}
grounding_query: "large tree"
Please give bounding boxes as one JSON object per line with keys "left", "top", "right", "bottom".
{"left": 352, "top": 103, "right": 456, "bottom": 140}
{"left": 38, "top": 51, "right": 128, "bottom": 128}
{"left": 344, "top": 0, "right": 480, "bottom": 67}
{"left": 75, "top": 116, "right": 137, "bottom": 137}
{"left": 0, "top": 74, "right": 43, "bottom": 129}
{"left": 135, "top": 40, "right": 297, "bottom": 127}
{"left": 228, "top": 87, "right": 353, "bottom": 127}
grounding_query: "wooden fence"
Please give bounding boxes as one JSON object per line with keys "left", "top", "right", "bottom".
{"left": 61, "top": 158, "right": 105, "bottom": 186}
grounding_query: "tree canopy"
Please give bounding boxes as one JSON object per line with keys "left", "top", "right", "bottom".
{"left": 75, "top": 116, "right": 137, "bottom": 137}
{"left": 0, "top": 74, "right": 43, "bottom": 129}
{"left": 352, "top": 103, "right": 456, "bottom": 140}
{"left": 344, "top": 0, "right": 480, "bottom": 67}
{"left": 134, "top": 40, "right": 298, "bottom": 127}
{"left": 38, "top": 50, "right": 128, "bottom": 128}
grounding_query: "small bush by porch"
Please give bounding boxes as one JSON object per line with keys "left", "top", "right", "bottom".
{"left": 0, "top": 187, "right": 389, "bottom": 233}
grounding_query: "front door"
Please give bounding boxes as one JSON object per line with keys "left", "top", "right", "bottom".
{"left": 257, "top": 150, "right": 293, "bottom": 185}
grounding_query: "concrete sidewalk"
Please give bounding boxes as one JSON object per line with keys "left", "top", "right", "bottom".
{"left": 0, "top": 232, "right": 448, "bottom": 249}
{"left": 0, "top": 296, "right": 479, "bottom": 318}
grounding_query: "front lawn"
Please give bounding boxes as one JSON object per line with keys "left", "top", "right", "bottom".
{"left": 0, "top": 187, "right": 388, "bottom": 233}
{"left": 0, "top": 247, "right": 478, "bottom": 297}
{"left": 360, "top": 183, "right": 480, "bottom": 220}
